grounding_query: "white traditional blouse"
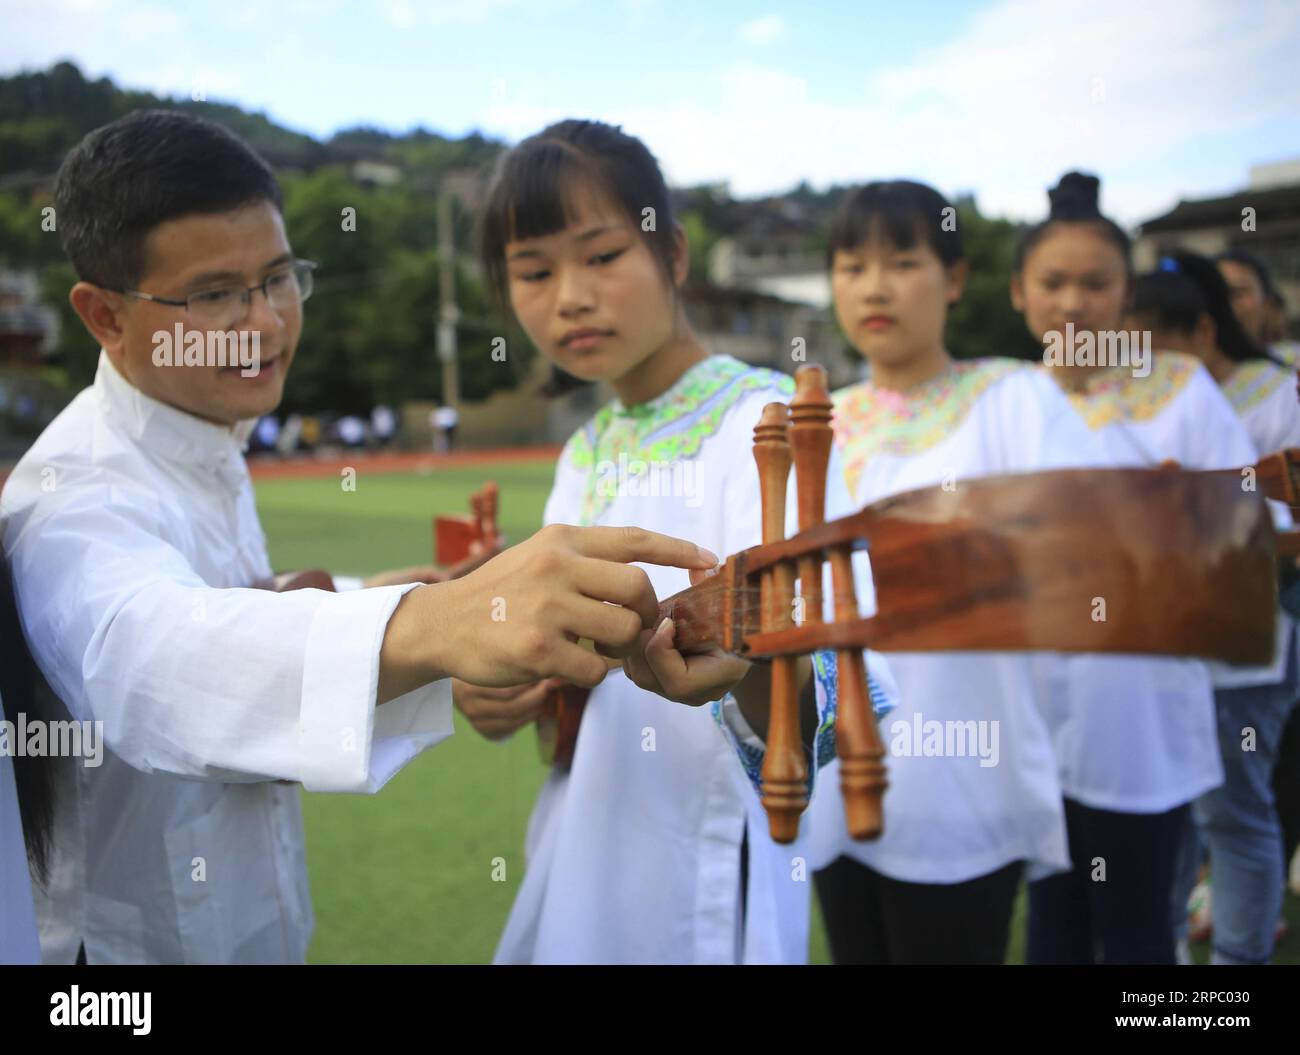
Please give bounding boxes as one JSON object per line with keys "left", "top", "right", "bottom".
{"left": 1222, "top": 358, "right": 1300, "bottom": 457}
{"left": 807, "top": 358, "right": 1106, "bottom": 884}
{"left": 494, "top": 354, "right": 896, "bottom": 964}
{"left": 1037, "top": 353, "right": 1256, "bottom": 811}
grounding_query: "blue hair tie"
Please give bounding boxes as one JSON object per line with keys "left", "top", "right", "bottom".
{"left": 1159, "top": 256, "right": 1180, "bottom": 273}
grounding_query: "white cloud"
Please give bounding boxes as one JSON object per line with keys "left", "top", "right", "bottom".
{"left": 739, "top": 13, "right": 785, "bottom": 45}
{"left": 483, "top": 0, "right": 1300, "bottom": 223}
{"left": 721, "top": 65, "right": 807, "bottom": 108}
{"left": 3, "top": 0, "right": 1296, "bottom": 225}
{"left": 378, "top": 0, "right": 578, "bottom": 28}
{"left": 0, "top": 0, "right": 222, "bottom": 99}
{"left": 380, "top": 0, "right": 419, "bottom": 29}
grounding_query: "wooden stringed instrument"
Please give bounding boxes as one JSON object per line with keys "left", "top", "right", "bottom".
{"left": 252, "top": 483, "right": 507, "bottom": 596}
{"left": 538, "top": 365, "right": 1281, "bottom": 846}
{"left": 434, "top": 482, "right": 502, "bottom": 579}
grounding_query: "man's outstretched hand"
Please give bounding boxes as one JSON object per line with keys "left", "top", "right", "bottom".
{"left": 377, "top": 524, "right": 718, "bottom": 703}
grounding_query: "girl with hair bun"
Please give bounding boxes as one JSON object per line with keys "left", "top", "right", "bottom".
{"left": 1013, "top": 171, "right": 1258, "bottom": 964}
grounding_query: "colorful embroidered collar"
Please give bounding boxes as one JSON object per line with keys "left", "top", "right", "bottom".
{"left": 831, "top": 358, "right": 1024, "bottom": 495}
{"left": 1223, "top": 360, "right": 1290, "bottom": 415}
{"left": 564, "top": 354, "right": 792, "bottom": 525}
{"left": 1056, "top": 352, "right": 1200, "bottom": 429}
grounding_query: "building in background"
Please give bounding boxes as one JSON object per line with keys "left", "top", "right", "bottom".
{"left": 0, "top": 268, "right": 57, "bottom": 367}
{"left": 1135, "top": 159, "right": 1300, "bottom": 331}
{"left": 704, "top": 198, "right": 854, "bottom": 387}
{"left": 0, "top": 268, "right": 65, "bottom": 460}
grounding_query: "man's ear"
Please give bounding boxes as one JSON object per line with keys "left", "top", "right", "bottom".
{"left": 1009, "top": 272, "right": 1025, "bottom": 313}
{"left": 69, "top": 282, "right": 128, "bottom": 356}
{"left": 671, "top": 223, "right": 690, "bottom": 288}
{"left": 945, "top": 259, "right": 970, "bottom": 304}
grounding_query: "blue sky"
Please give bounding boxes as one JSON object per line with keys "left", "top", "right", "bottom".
{"left": 3, "top": 0, "right": 1298, "bottom": 224}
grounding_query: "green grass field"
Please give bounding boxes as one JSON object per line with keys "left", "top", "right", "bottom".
{"left": 255, "top": 459, "right": 1299, "bottom": 965}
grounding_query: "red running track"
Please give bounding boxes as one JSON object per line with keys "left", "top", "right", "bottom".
{"left": 246, "top": 445, "right": 562, "bottom": 481}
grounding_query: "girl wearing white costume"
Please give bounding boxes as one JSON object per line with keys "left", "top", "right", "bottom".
{"left": 1217, "top": 249, "right": 1300, "bottom": 912}
{"left": 461, "top": 120, "right": 896, "bottom": 964}
{"left": 1128, "top": 250, "right": 1300, "bottom": 965}
{"left": 806, "top": 181, "right": 1105, "bottom": 965}
{"left": 1013, "top": 173, "right": 1252, "bottom": 964}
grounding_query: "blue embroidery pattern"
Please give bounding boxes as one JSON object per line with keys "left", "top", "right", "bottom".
{"left": 712, "top": 649, "right": 896, "bottom": 795}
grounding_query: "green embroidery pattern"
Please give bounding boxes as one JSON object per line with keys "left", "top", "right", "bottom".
{"left": 563, "top": 355, "right": 794, "bottom": 525}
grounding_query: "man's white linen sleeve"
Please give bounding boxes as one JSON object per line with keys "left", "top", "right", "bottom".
{"left": 5, "top": 496, "right": 451, "bottom": 793}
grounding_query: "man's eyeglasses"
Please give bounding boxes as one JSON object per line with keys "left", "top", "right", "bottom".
{"left": 111, "top": 260, "right": 317, "bottom": 327}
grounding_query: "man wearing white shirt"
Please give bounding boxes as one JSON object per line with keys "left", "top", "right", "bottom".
{"left": 0, "top": 110, "right": 717, "bottom": 965}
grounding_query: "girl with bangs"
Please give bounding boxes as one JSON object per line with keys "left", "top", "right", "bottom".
{"left": 1013, "top": 172, "right": 1257, "bottom": 963}
{"left": 804, "top": 180, "right": 1106, "bottom": 965}
{"left": 460, "top": 119, "right": 897, "bottom": 964}
{"left": 1128, "top": 249, "right": 1299, "bottom": 965}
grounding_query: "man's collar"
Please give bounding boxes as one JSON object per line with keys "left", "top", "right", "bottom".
{"left": 94, "top": 351, "right": 259, "bottom": 488}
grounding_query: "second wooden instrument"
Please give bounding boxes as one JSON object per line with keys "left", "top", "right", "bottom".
{"left": 434, "top": 482, "right": 500, "bottom": 569}
{"left": 433, "top": 482, "right": 502, "bottom": 579}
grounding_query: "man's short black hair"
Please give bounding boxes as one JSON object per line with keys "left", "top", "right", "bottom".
{"left": 54, "top": 108, "right": 283, "bottom": 290}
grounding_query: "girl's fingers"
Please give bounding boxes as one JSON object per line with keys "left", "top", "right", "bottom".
{"left": 623, "top": 627, "right": 666, "bottom": 697}
{"left": 641, "top": 617, "right": 688, "bottom": 683}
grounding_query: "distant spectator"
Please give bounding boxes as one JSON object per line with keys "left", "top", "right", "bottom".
{"left": 254, "top": 415, "right": 280, "bottom": 452}
{"left": 300, "top": 415, "right": 321, "bottom": 450}
{"left": 277, "top": 413, "right": 303, "bottom": 455}
{"left": 431, "top": 404, "right": 458, "bottom": 452}
{"left": 371, "top": 404, "right": 396, "bottom": 448}
{"left": 337, "top": 415, "right": 366, "bottom": 447}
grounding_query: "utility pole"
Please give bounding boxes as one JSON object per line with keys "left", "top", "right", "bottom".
{"left": 436, "top": 178, "right": 461, "bottom": 409}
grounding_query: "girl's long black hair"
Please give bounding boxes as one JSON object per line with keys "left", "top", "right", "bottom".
{"left": 1, "top": 559, "right": 55, "bottom": 884}
{"left": 1132, "top": 250, "right": 1273, "bottom": 364}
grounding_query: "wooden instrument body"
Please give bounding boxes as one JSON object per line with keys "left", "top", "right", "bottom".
{"left": 536, "top": 683, "right": 589, "bottom": 771}
{"left": 660, "top": 467, "right": 1276, "bottom": 665}
{"left": 434, "top": 482, "right": 503, "bottom": 579}
{"left": 541, "top": 464, "right": 1281, "bottom": 777}
{"left": 434, "top": 517, "right": 483, "bottom": 566}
